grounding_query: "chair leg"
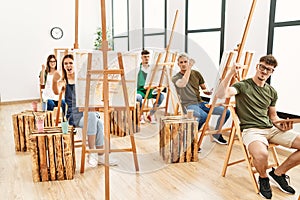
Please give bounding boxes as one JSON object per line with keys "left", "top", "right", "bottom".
{"left": 221, "top": 124, "right": 236, "bottom": 176}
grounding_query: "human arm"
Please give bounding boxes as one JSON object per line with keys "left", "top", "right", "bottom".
{"left": 39, "top": 64, "right": 46, "bottom": 85}
{"left": 200, "top": 83, "right": 213, "bottom": 95}
{"left": 269, "top": 106, "right": 293, "bottom": 131}
{"left": 215, "top": 63, "right": 241, "bottom": 98}
{"left": 52, "top": 71, "right": 62, "bottom": 95}
{"left": 175, "top": 59, "right": 194, "bottom": 87}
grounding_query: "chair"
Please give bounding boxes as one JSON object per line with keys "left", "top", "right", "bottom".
{"left": 197, "top": 50, "right": 254, "bottom": 148}
{"left": 221, "top": 105, "right": 280, "bottom": 194}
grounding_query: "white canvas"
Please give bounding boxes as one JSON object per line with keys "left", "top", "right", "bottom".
{"left": 74, "top": 49, "right": 139, "bottom": 108}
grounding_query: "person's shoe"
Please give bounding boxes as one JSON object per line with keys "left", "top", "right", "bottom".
{"left": 259, "top": 177, "right": 272, "bottom": 199}
{"left": 98, "top": 155, "right": 118, "bottom": 166}
{"left": 87, "top": 153, "right": 98, "bottom": 167}
{"left": 269, "top": 167, "right": 295, "bottom": 194}
{"left": 197, "top": 147, "right": 202, "bottom": 153}
{"left": 212, "top": 134, "right": 228, "bottom": 145}
{"left": 147, "top": 114, "right": 157, "bottom": 124}
{"left": 140, "top": 115, "right": 146, "bottom": 124}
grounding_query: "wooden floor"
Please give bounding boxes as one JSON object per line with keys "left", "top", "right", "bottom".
{"left": 1, "top": 101, "right": 300, "bottom": 200}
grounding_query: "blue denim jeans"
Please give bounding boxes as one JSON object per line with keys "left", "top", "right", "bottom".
{"left": 78, "top": 112, "right": 104, "bottom": 147}
{"left": 186, "top": 102, "right": 230, "bottom": 138}
{"left": 136, "top": 93, "right": 164, "bottom": 115}
{"left": 47, "top": 99, "right": 66, "bottom": 115}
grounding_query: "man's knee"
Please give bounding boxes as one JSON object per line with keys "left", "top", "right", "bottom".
{"left": 248, "top": 141, "right": 269, "bottom": 161}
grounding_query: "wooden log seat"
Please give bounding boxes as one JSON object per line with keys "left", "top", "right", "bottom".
{"left": 109, "top": 102, "right": 140, "bottom": 137}
{"left": 29, "top": 126, "right": 75, "bottom": 182}
{"left": 12, "top": 110, "right": 55, "bottom": 152}
{"left": 159, "top": 116, "right": 199, "bottom": 163}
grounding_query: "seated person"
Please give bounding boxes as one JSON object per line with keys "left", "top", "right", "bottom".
{"left": 216, "top": 54, "right": 300, "bottom": 199}
{"left": 172, "top": 53, "right": 230, "bottom": 145}
{"left": 52, "top": 54, "right": 117, "bottom": 167}
{"left": 136, "top": 49, "right": 164, "bottom": 124}
{"left": 40, "top": 54, "right": 66, "bottom": 113}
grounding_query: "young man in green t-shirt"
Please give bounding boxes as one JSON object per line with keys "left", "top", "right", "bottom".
{"left": 216, "top": 54, "right": 300, "bottom": 199}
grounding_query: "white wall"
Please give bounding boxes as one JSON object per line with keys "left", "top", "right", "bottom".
{"left": 224, "top": 0, "right": 271, "bottom": 77}
{"left": 0, "top": 0, "right": 271, "bottom": 102}
{"left": 0, "top": 0, "right": 107, "bottom": 102}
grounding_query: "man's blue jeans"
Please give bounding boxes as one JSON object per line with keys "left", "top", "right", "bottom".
{"left": 186, "top": 102, "right": 230, "bottom": 138}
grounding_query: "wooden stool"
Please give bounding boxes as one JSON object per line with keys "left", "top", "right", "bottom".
{"left": 12, "top": 110, "right": 55, "bottom": 152}
{"left": 159, "top": 116, "right": 198, "bottom": 163}
{"left": 109, "top": 102, "right": 140, "bottom": 137}
{"left": 29, "top": 126, "right": 75, "bottom": 182}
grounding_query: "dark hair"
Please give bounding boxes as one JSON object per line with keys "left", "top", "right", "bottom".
{"left": 141, "top": 49, "right": 150, "bottom": 55}
{"left": 61, "top": 54, "right": 74, "bottom": 83}
{"left": 46, "top": 54, "right": 57, "bottom": 73}
{"left": 259, "top": 54, "right": 278, "bottom": 68}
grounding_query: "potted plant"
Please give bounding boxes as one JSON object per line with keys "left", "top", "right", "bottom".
{"left": 94, "top": 27, "right": 113, "bottom": 50}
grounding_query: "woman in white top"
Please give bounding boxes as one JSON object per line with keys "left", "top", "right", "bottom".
{"left": 39, "top": 54, "right": 66, "bottom": 113}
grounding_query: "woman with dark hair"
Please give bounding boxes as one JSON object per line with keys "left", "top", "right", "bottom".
{"left": 39, "top": 54, "right": 66, "bottom": 112}
{"left": 52, "top": 54, "right": 118, "bottom": 167}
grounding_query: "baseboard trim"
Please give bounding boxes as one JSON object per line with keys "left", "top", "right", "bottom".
{"left": 0, "top": 98, "right": 40, "bottom": 105}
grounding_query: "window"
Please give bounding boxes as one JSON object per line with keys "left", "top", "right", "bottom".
{"left": 142, "top": 0, "right": 166, "bottom": 48}
{"left": 186, "top": 0, "right": 225, "bottom": 68}
{"left": 268, "top": 0, "right": 300, "bottom": 116}
{"left": 112, "top": 0, "right": 129, "bottom": 50}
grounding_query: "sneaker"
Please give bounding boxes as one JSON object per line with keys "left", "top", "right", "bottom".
{"left": 259, "top": 177, "right": 272, "bottom": 199}
{"left": 212, "top": 134, "right": 228, "bottom": 145}
{"left": 98, "top": 155, "right": 118, "bottom": 166}
{"left": 269, "top": 167, "right": 295, "bottom": 194}
{"left": 147, "top": 114, "right": 157, "bottom": 124}
{"left": 197, "top": 147, "right": 202, "bottom": 153}
{"left": 87, "top": 153, "right": 98, "bottom": 167}
{"left": 140, "top": 115, "right": 146, "bottom": 124}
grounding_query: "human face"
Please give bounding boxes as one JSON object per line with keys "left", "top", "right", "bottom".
{"left": 141, "top": 54, "right": 150, "bottom": 65}
{"left": 178, "top": 56, "right": 189, "bottom": 73}
{"left": 256, "top": 62, "right": 275, "bottom": 81}
{"left": 49, "top": 59, "right": 56, "bottom": 68}
{"left": 63, "top": 58, "right": 74, "bottom": 75}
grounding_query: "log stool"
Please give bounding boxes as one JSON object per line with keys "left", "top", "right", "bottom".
{"left": 109, "top": 102, "right": 140, "bottom": 137}
{"left": 29, "top": 126, "right": 75, "bottom": 182}
{"left": 12, "top": 110, "right": 55, "bottom": 152}
{"left": 159, "top": 116, "right": 199, "bottom": 163}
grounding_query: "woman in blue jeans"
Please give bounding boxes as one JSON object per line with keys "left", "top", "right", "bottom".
{"left": 172, "top": 53, "right": 230, "bottom": 144}
{"left": 52, "top": 54, "right": 117, "bottom": 167}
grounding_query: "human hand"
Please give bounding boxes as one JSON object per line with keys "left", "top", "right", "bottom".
{"left": 230, "top": 62, "right": 242, "bottom": 76}
{"left": 273, "top": 119, "right": 293, "bottom": 131}
{"left": 53, "top": 71, "right": 61, "bottom": 82}
{"left": 42, "top": 64, "right": 46, "bottom": 71}
{"left": 203, "top": 88, "right": 213, "bottom": 95}
{"left": 58, "top": 79, "right": 66, "bottom": 89}
{"left": 189, "top": 59, "right": 195, "bottom": 67}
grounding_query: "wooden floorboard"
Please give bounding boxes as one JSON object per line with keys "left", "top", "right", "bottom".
{"left": 0, "top": 102, "right": 299, "bottom": 200}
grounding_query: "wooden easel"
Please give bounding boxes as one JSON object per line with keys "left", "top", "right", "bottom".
{"left": 197, "top": 0, "right": 257, "bottom": 148}
{"left": 78, "top": 1, "right": 139, "bottom": 200}
{"left": 140, "top": 10, "right": 181, "bottom": 117}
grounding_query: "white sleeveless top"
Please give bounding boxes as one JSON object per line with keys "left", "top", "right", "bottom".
{"left": 42, "top": 74, "right": 59, "bottom": 101}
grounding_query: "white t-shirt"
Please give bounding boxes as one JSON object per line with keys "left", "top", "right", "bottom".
{"left": 42, "top": 74, "right": 59, "bottom": 101}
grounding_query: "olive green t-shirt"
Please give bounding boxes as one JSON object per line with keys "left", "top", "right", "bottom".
{"left": 232, "top": 78, "right": 278, "bottom": 131}
{"left": 172, "top": 70, "right": 205, "bottom": 107}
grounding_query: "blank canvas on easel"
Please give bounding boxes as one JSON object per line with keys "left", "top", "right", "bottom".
{"left": 144, "top": 50, "right": 177, "bottom": 88}
{"left": 74, "top": 50, "right": 139, "bottom": 107}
